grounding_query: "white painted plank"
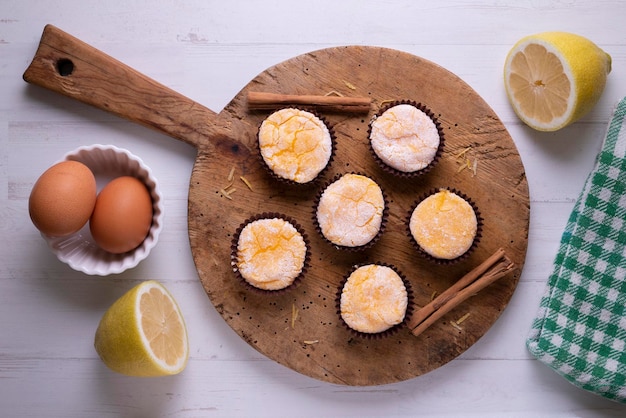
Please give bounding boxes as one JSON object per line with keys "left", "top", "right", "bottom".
{"left": 3, "top": 0, "right": 626, "bottom": 415}
{"left": 2, "top": 356, "right": 625, "bottom": 417}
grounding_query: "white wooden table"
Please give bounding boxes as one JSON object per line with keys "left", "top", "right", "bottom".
{"left": 2, "top": 1, "right": 626, "bottom": 416}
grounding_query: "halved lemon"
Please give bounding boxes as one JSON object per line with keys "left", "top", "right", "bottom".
{"left": 504, "top": 32, "right": 611, "bottom": 131}
{"left": 94, "top": 280, "right": 189, "bottom": 377}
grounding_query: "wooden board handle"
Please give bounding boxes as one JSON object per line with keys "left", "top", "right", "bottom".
{"left": 23, "top": 24, "right": 220, "bottom": 149}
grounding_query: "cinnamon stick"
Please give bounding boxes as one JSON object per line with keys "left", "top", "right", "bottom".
{"left": 408, "top": 248, "right": 515, "bottom": 337}
{"left": 247, "top": 91, "right": 371, "bottom": 113}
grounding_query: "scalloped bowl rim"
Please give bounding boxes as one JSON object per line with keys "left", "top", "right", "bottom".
{"left": 41, "top": 144, "right": 164, "bottom": 276}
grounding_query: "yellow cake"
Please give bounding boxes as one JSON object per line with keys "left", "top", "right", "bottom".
{"left": 235, "top": 217, "right": 307, "bottom": 290}
{"left": 316, "top": 173, "right": 385, "bottom": 248}
{"left": 369, "top": 103, "right": 440, "bottom": 173}
{"left": 409, "top": 189, "right": 478, "bottom": 260}
{"left": 258, "top": 108, "right": 333, "bottom": 183}
{"left": 340, "top": 264, "right": 408, "bottom": 334}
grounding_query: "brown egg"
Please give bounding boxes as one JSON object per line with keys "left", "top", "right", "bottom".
{"left": 29, "top": 160, "right": 97, "bottom": 237}
{"left": 90, "top": 176, "right": 153, "bottom": 254}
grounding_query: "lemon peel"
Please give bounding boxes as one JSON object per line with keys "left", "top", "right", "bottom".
{"left": 504, "top": 32, "right": 611, "bottom": 132}
{"left": 94, "top": 280, "right": 189, "bottom": 377}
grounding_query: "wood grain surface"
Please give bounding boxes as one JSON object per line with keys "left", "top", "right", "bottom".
{"left": 188, "top": 46, "right": 530, "bottom": 385}
{"left": 23, "top": 26, "right": 529, "bottom": 386}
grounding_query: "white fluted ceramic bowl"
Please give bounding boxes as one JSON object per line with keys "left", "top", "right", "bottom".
{"left": 42, "top": 145, "right": 164, "bottom": 275}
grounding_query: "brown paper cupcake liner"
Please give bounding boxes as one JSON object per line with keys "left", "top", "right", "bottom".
{"left": 230, "top": 212, "right": 311, "bottom": 295}
{"left": 335, "top": 263, "right": 415, "bottom": 339}
{"left": 312, "top": 172, "right": 389, "bottom": 252}
{"left": 256, "top": 107, "right": 336, "bottom": 187}
{"left": 406, "top": 188, "right": 483, "bottom": 265}
{"left": 367, "top": 100, "right": 445, "bottom": 179}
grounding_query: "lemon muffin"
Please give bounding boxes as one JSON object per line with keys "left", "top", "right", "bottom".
{"left": 258, "top": 108, "right": 333, "bottom": 184}
{"left": 369, "top": 102, "right": 442, "bottom": 176}
{"left": 409, "top": 189, "right": 479, "bottom": 261}
{"left": 339, "top": 264, "right": 409, "bottom": 335}
{"left": 315, "top": 173, "right": 386, "bottom": 249}
{"left": 232, "top": 215, "right": 308, "bottom": 291}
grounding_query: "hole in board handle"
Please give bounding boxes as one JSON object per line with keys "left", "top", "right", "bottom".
{"left": 56, "top": 59, "right": 74, "bottom": 76}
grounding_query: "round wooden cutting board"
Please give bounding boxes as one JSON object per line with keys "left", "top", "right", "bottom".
{"left": 23, "top": 26, "right": 529, "bottom": 386}
{"left": 188, "top": 46, "right": 530, "bottom": 385}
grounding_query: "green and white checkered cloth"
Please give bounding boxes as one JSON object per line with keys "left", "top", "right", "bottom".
{"left": 527, "top": 96, "right": 626, "bottom": 403}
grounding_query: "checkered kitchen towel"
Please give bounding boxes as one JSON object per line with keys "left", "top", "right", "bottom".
{"left": 527, "top": 96, "right": 626, "bottom": 403}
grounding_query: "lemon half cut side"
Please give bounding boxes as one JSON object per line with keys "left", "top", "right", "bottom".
{"left": 94, "top": 280, "right": 189, "bottom": 377}
{"left": 504, "top": 32, "right": 611, "bottom": 132}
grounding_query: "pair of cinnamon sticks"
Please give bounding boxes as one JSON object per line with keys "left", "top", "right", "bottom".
{"left": 407, "top": 248, "right": 515, "bottom": 337}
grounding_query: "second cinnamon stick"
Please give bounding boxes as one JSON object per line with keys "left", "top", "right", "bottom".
{"left": 408, "top": 248, "right": 515, "bottom": 337}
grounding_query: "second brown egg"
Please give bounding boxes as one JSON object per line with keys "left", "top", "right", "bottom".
{"left": 90, "top": 176, "right": 153, "bottom": 254}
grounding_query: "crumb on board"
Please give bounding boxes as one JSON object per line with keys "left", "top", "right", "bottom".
{"left": 303, "top": 340, "right": 319, "bottom": 345}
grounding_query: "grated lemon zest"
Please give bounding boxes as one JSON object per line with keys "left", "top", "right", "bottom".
{"left": 456, "top": 312, "right": 471, "bottom": 325}
{"left": 343, "top": 80, "right": 357, "bottom": 90}
{"left": 219, "top": 167, "right": 239, "bottom": 200}
{"left": 450, "top": 321, "right": 463, "bottom": 331}
{"left": 455, "top": 146, "right": 472, "bottom": 159}
{"left": 430, "top": 290, "right": 438, "bottom": 301}
{"left": 291, "top": 304, "right": 298, "bottom": 329}
{"left": 219, "top": 188, "right": 233, "bottom": 200}
{"left": 453, "top": 146, "right": 479, "bottom": 178}
{"left": 240, "top": 176, "right": 253, "bottom": 190}
{"left": 222, "top": 184, "right": 237, "bottom": 195}
{"left": 303, "top": 340, "right": 319, "bottom": 345}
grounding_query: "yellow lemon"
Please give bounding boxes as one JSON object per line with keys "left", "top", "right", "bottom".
{"left": 94, "top": 280, "right": 189, "bottom": 377}
{"left": 504, "top": 32, "right": 611, "bottom": 131}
